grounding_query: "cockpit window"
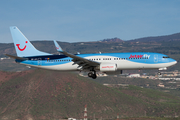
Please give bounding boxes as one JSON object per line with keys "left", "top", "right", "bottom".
{"left": 163, "top": 56, "right": 170, "bottom": 58}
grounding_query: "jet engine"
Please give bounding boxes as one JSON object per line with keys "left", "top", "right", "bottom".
{"left": 100, "top": 63, "right": 117, "bottom": 72}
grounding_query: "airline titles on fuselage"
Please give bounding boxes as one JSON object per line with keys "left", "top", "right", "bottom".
{"left": 129, "top": 54, "right": 150, "bottom": 59}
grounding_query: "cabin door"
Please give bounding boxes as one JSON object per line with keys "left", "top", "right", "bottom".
{"left": 154, "top": 55, "right": 158, "bottom": 63}
{"left": 38, "top": 58, "right": 42, "bottom": 66}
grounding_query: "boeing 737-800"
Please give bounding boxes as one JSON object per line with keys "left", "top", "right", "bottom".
{"left": 6, "top": 26, "right": 177, "bottom": 79}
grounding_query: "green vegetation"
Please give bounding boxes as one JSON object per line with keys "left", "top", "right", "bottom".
{"left": 1, "top": 70, "right": 180, "bottom": 119}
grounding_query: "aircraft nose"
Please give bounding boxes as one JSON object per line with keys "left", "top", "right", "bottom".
{"left": 174, "top": 60, "right": 177, "bottom": 65}
{"left": 171, "top": 59, "right": 177, "bottom": 65}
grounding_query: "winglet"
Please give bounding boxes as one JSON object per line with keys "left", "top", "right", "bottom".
{"left": 53, "top": 40, "right": 63, "bottom": 52}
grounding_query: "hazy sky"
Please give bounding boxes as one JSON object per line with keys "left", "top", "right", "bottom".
{"left": 0, "top": 0, "right": 180, "bottom": 43}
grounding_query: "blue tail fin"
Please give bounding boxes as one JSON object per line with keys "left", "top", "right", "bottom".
{"left": 10, "top": 26, "right": 51, "bottom": 57}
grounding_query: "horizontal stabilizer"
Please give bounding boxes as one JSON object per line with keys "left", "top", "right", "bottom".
{"left": 5, "top": 54, "right": 28, "bottom": 60}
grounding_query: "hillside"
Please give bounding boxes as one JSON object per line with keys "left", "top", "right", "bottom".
{"left": 1, "top": 70, "right": 180, "bottom": 119}
{"left": 129, "top": 32, "right": 180, "bottom": 42}
{"left": 100, "top": 38, "right": 124, "bottom": 43}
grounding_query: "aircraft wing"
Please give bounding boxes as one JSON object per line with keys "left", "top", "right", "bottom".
{"left": 53, "top": 40, "right": 100, "bottom": 69}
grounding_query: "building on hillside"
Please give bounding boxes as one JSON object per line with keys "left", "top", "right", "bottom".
{"left": 157, "top": 83, "right": 165, "bottom": 87}
{"left": 96, "top": 73, "right": 108, "bottom": 77}
{"left": 0, "top": 57, "right": 10, "bottom": 60}
{"left": 103, "top": 84, "right": 129, "bottom": 88}
{"left": 68, "top": 118, "right": 76, "bottom": 120}
{"left": 127, "top": 74, "right": 140, "bottom": 78}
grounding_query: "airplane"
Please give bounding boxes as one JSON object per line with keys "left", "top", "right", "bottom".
{"left": 6, "top": 26, "right": 177, "bottom": 79}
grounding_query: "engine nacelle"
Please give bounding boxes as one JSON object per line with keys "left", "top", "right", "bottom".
{"left": 100, "top": 63, "right": 117, "bottom": 72}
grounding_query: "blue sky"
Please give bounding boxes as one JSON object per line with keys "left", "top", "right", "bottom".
{"left": 0, "top": 0, "right": 180, "bottom": 43}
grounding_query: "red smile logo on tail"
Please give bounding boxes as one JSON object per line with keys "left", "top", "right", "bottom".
{"left": 16, "top": 41, "right": 28, "bottom": 51}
